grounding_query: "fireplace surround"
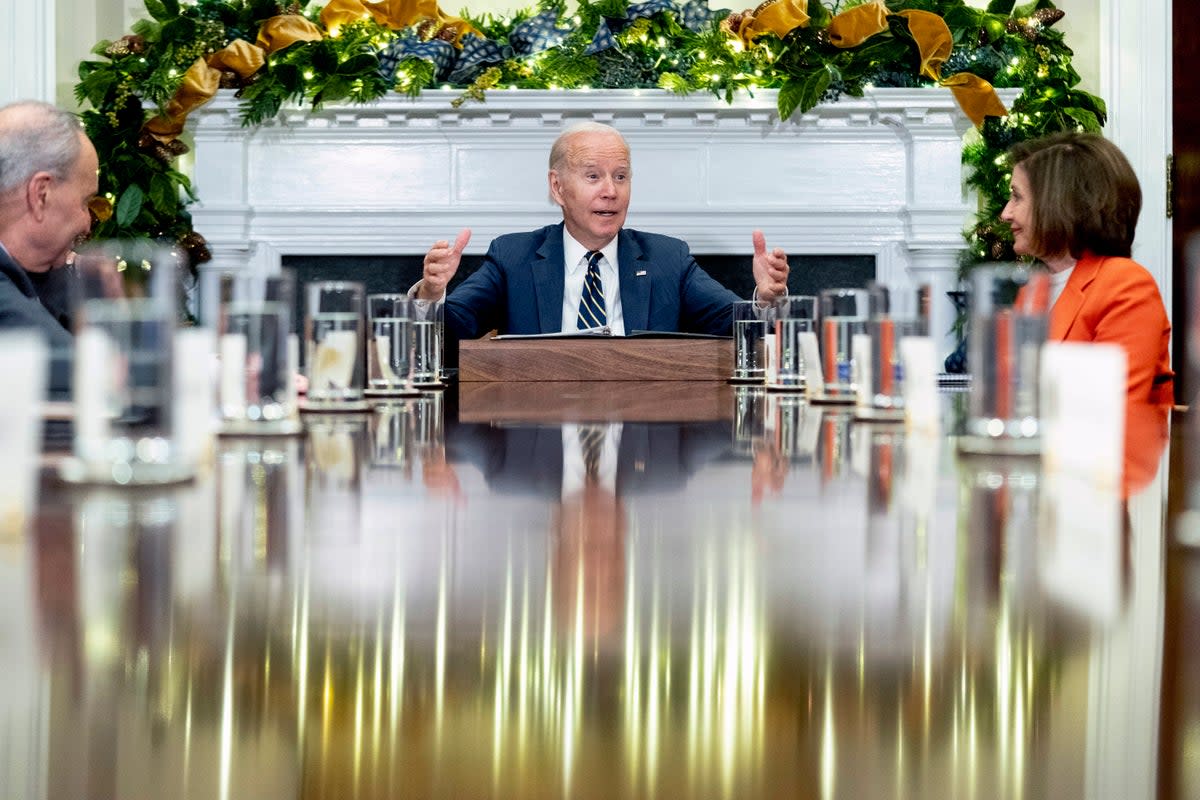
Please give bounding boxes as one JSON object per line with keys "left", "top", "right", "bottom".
{"left": 188, "top": 87, "right": 1016, "bottom": 354}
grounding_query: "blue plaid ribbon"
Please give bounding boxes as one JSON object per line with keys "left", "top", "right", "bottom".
{"left": 447, "top": 34, "right": 512, "bottom": 83}
{"left": 671, "top": 0, "right": 719, "bottom": 32}
{"left": 377, "top": 34, "right": 457, "bottom": 82}
{"left": 377, "top": 0, "right": 719, "bottom": 84}
{"left": 509, "top": 10, "right": 573, "bottom": 55}
{"left": 585, "top": 21, "right": 618, "bottom": 55}
{"left": 585, "top": 0, "right": 719, "bottom": 54}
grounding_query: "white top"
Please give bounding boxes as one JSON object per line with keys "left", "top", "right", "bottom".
{"left": 561, "top": 422, "right": 622, "bottom": 496}
{"left": 560, "top": 231, "right": 624, "bottom": 336}
{"left": 1048, "top": 264, "right": 1074, "bottom": 310}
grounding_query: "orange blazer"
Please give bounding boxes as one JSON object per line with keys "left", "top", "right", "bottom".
{"left": 1049, "top": 252, "right": 1174, "bottom": 404}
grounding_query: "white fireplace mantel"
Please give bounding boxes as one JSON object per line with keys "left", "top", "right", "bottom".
{"left": 189, "top": 87, "right": 1017, "bottom": 352}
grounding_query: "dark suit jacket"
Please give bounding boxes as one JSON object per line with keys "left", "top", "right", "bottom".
{"left": 445, "top": 224, "right": 740, "bottom": 339}
{"left": 0, "top": 246, "right": 73, "bottom": 398}
{"left": 447, "top": 421, "right": 733, "bottom": 498}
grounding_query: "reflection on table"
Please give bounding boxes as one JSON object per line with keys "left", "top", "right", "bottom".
{"left": 0, "top": 382, "right": 1181, "bottom": 799}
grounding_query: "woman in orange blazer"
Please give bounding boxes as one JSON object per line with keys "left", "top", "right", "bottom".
{"left": 1000, "top": 132, "right": 1174, "bottom": 404}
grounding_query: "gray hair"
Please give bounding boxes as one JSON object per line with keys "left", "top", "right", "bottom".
{"left": 549, "top": 122, "right": 628, "bottom": 171}
{"left": 0, "top": 100, "right": 85, "bottom": 196}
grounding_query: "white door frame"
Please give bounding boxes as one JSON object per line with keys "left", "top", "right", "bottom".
{"left": 0, "top": 0, "right": 55, "bottom": 103}
{"left": 1101, "top": 0, "right": 1173, "bottom": 314}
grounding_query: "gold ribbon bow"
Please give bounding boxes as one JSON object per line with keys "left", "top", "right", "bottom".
{"left": 206, "top": 39, "right": 266, "bottom": 79}
{"left": 256, "top": 14, "right": 324, "bottom": 54}
{"left": 825, "top": 2, "right": 1006, "bottom": 127}
{"left": 319, "top": 0, "right": 374, "bottom": 32}
{"left": 826, "top": 0, "right": 888, "bottom": 48}
{"left": 722, "top": 0, "right": 810, "bottom": 48}
{"left": 143, "top": 57, "right": 221, "bottom": 139}
{"left": 322, "top": 0, "right": 477, "bottom": 44}
{"left": 364, "top": 0, "right": 442, "bottom": 28}
{"left": 896, "top": 9, "right": 952, "bottom": 81}
{"left": 941, "top": 73, "right": 1011, "bottom": 127}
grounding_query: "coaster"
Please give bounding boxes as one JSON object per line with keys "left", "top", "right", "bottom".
{"left": 728, "top": 376, "right": 765, "bottom": 385}
{"left": 956, "top": 434, "right": 1042, "bottom": 457}
{"left": 365, "top": 387, "right": 423, "bottom": 398}
{"left": 413, "top": 380, "right": 448, "bottom": 391}
{"left": 218, "top": 419, "right": 305, "bottom": 437}
{"left": 853, "top": 405, "right": 905, "bottom": 422}
{"left": 808, "top": 392, "right": 856, "bottom": 406}
{"left": 57, "top": 457, "right": 197, "bottom": 487}
{"left": 299, "top": 399, "right": 373, "bottom": 413}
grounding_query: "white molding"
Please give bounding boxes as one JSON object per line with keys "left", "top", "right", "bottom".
{"left": 1084, "top": 8, "right": 1172, "bottom": 792}
{"left": 189, "top": 88, "right": 1018, "bottom": 354}
{"left": 0, "top": 0, "right": 56, "bottom": 103}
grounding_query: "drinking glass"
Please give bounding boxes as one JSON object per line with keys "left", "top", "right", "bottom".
{"left": 305, "top": 414, "right": 365, "bottom": 540}
{"left": 959, "top": 263, "right": 1050, "bottom": 454}
{"left": 64, "top": 240, "right": 194, "bottom": 485}
{"left": 731, "top": 300, "right": 770, "bottom": 382}
{"left": 366, "top": 293, "right": 416, "bottom": 395}
{"left": 766, "top": 391, "right": 821, "bottom": 461}
{"left": 218, "top": 273, "right": 300, "bottom": 434}
{"left": 857, "top": 285, "right": 927, "bottom": 420}
{"left": 769, "top": 295, "right": 817, "bottom": 391}
{"left": 370, "top": 400, "right": 415, "bottom": 469}
{"left": 0, "top": 332, "right": 46, "bottom": 538}
{"left": 732, "top": 385, "right": 767, "bottom": 455}
{"left": 816, "top": 288, "right": 869, "bottom": 402}
{"left": 411, "top": 298, "right": 444, "bottom": 386}
{"left": 305, "top": 281, "right": 364, "bottom": 406}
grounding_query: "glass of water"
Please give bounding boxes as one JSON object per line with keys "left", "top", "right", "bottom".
{"left": 959, "top": 263, "right": 1050, "bottom": 454}
{"left": 366, "top": 293, "right": 415, "bottom": 395}
{"left": 411, "top": 298, "right": 444, "bottom": 386}
{"left": 64, "top": 240, "right": 194, "bottom": 485}
{"left": 816, "top": 288, "right": 869, "bottom": 403}
{"left": 218, "top": 273, "right": 300, "bottom": 434}
{"left": 769, "top": 295, "right": 817, "bottom": 391}
{"left": 857, "top": 284, "right": 927, "bottom": 420}
{"left": 731, "top": 300, "right": 770, "bottom": 383}
{"left": 305, "top": 281, "right": 364, "bottom": 406}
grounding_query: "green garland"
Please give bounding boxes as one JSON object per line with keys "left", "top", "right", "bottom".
{"left": 74, "top": 0, "right": 1103, "bottom": 281}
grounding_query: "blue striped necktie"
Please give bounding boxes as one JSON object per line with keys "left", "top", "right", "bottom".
{"left": 579, "top": 424, "right": 604, "bottom": 482}
{"left": 577, "top": 250, "right": 607, "bottom": 330}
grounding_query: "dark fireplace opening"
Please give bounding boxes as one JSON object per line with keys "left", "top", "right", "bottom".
{"left": 283, "top": 253, "right": 875, "bottom": 364}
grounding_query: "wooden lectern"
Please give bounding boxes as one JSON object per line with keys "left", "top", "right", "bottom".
{"left": 458, "top": 337, "right": 733, "bottom": 382}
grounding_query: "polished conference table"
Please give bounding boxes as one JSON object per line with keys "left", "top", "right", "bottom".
{"left": 3, "top": 379, "right": 1198, "bottom": 800}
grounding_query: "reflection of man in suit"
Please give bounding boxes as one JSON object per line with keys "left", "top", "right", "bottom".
{"left": 448, "top": 419, "right": 731, "bottom": 643}
{"left": 451, "top": 420, "right": 730, "bottom": 497}
{"left": 413, "top": 122, "right": 791, "bottom": 339}
{"left": 553, "top": 424, "right": 626, "bottom": 643}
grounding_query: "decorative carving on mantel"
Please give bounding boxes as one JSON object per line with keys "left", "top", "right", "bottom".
{"left": 188, "top": 87, "right": 1018, "bottom": 352}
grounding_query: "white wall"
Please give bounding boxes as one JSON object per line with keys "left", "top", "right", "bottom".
{"left": 54, "top": 0, "right": 127, "bottom": 108}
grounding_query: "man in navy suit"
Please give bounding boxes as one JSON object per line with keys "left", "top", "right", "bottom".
{"left": 414, "top": 121, "right": 790, "bottom": 338}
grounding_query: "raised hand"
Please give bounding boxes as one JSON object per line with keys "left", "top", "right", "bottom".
{"left": 419, "top": 228, "right": 471, "bottom": 300}
{"left": 750, "top": 229, "right": 789, "bottom": 303}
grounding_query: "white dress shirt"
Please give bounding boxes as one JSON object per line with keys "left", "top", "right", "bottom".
{"left": 561, "top": 422, "right": 622, "bottom": 496}
{"left": 561, "top": 231, "right": 624, "bottom": 336}
{"left": 1048, "top": 264, "right": 1074, "bottom": 310}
